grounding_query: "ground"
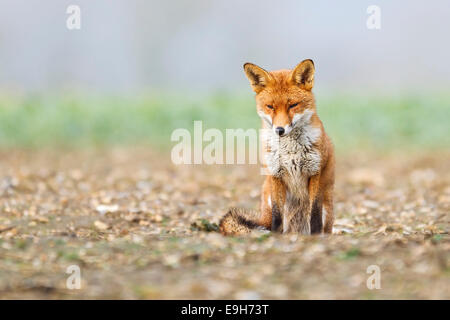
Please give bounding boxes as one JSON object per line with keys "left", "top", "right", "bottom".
{"left": 0, "top": 148, "right": 448, "bottom": 299}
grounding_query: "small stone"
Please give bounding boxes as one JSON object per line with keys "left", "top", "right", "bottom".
{"left": 234, "top": 290, "right": 261, "bottom": 300}
{"left": 94, "top": 220, "right": 109, "bottom": 231}
{"left": 96, "top": 204, "right": 119, "bottom": 215}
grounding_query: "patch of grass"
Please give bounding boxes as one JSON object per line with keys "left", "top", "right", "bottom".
{"left": 168, "top": 236, "right": 181, "bottom": 243}
{"left": 256, "top": 233, "right": 271, "bottom": 242}
{"left": 52, "top": 239, "right": 66, "bottom": 247}
{"left": 337, "top": 247, "right": 361, "bottom": 260}
{"left": 14, "top": 239, "right": 29, "bottom": 250}
{"left": 230, "top": 237, "right": 245, "bottom": 243}
{"left": 57, "top": 250, "right": 80, "bottom": 262}
{"left": 431, "top": 234, "right": 443, "bottom": 244}
{"left": 0, "top": 91, "right": 449, "bottom": 151}
{"left": 190, "top": 219, "right": 219, "bottom": 232}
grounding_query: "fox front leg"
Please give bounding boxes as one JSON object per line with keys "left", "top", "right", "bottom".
{"left": 309, "top": 174, "right": 323, "bottom": 234}
{"left": 269, "top": 177, "right": 286, "bottom": 233}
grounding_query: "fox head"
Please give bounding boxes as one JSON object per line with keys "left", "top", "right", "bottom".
{"left": 243, "top": 59, "right": 316, "bottom": 137}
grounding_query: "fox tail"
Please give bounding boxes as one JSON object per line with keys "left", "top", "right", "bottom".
{"left": 219, "top": 207, "right": 267, "bottom": 236}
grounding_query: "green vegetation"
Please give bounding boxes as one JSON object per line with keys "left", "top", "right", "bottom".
{"left": 190, "top": 219, "right": 220, "bottom": 232}
{"left": 0, "top": 91, "right": 448, "bottom": 151}
{"left": 337, "top": 247, "right": 361, "bottom": 261}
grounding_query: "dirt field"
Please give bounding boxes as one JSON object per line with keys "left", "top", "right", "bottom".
{"left": 0, "top": 148, "right": 448, "bottom": 299}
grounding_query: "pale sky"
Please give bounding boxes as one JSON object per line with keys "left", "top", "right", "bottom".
{"left": 0, "top": 0, "right": 449, "bottom": 93}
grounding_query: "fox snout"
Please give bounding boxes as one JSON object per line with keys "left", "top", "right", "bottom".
{"left": 274, "top": 127, "right": 285, "bottom": 136}
{"left": 274, "top": 124, "right": 292, "bottom": 137}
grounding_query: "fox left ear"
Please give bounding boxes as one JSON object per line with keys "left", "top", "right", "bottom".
{"left": 290, "top": 59, "right": 315, "bottom": 90}
{"left": 243, "top": 63, "right": 273, "bottom": 93}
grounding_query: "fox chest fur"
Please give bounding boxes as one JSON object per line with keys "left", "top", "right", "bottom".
{"left": 264, "top": 123, "right": 322, "bottom": 187}
{"left": 263, "top": 122, "right": 322, "bottom": 233}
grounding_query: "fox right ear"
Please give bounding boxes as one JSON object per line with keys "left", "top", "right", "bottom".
{"left": 290, "top": 59, "right": 315, "bottom": 90}
{"left": 243, "top": 63, "right": 273, "bottom": 93}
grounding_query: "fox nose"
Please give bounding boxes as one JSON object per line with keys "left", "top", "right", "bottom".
{"left": 275, "top": 127, "right": 285, "bottom": 136}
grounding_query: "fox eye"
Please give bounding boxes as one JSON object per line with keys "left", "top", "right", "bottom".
{"left": 266, "top": 105, "right": 274, "bottom": 110}
{"left": 289, "top": 103, "right": 299, "bottom": 109}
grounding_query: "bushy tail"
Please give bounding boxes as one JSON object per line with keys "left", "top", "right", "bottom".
{"left": 219, "top": 207, "right": 267, "bottom": 236}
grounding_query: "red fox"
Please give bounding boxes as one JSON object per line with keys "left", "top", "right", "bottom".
{"left": 220, "top": 59, "right": 335, "bottom": 235}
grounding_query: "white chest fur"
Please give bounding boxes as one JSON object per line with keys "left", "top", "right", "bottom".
{"left": 263, "top": 121, "right": 321, "bottom": 234}
{"left": 259, "top": 109, "right": 323, "bottom": 234}
{"left": 264, "top": 122, "right": 322, "bottom": 186}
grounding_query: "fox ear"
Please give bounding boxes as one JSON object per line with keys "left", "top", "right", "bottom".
{"left": 243, "top": 63, "right": 273, "bottom": 93}
{"left": 290, "top": 59, "right": 315, "bottom": 90}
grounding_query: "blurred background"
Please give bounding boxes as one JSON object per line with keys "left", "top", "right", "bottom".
{"left": 0, "top": 0, "right": 449, "bottom": 150}
{"left": 0, "top": 1, "right": 449, "bottom": 300}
